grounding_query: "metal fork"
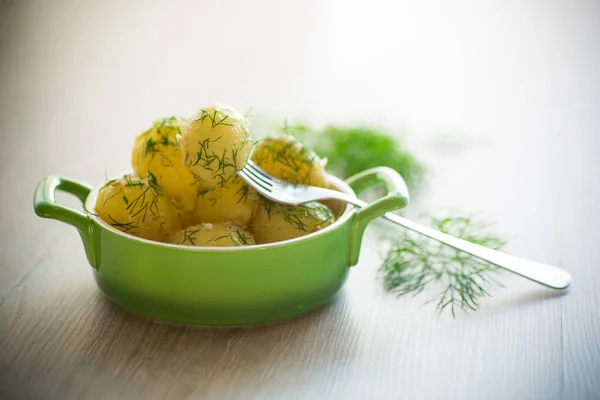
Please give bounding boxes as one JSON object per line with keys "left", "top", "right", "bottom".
{"left": 238, "top": 160, "right": 572, "bottom": 290}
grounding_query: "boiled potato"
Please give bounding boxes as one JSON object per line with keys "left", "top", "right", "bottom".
{"left": 180, "top": 104, "right": 253, "bottom": 190}
{"left": 193, "top": 176, "right": 258, "bottom": 227}
{"left": 251, "top": 134, "right": 327, "bottom": 187}
{"left": 166, "top": 222, "right": 256, "bottom": 247}
{"left": 95, "top": 174, "right": 181, "bottom": 241}
{"left": 131, "top": 116, "right": 198, "bottom": 226}
{"left": 251, "top": 200, "right": 334, "bottom": 244}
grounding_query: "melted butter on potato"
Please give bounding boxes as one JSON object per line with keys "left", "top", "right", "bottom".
{"left": 251, "top": 134, "right": 327, "bottom": 188}
{"left": 193, "top": 176, "right": 258, "bottom": 227}
{"left": 95, "top": 174, "right": 181, "bottom": 241}
{"left": 131, "top": 116, "right": 199, "bottom": 225}
{"left": 166, "top": 222, "right": 256, "bottom": 247}
{"left": 180, "top": 104, "right": 253, "bottom": 190}
{"left": 251, "top": 200, "right": 334, "bottom": 244}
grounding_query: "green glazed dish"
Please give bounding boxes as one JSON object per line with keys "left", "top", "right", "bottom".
{"left": 33, "top": 167, "right": 409, "bottom": 326}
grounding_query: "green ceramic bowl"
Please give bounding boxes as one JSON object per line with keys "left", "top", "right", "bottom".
{"left": 33, "top": 167, "right": 409, "bottom": 326}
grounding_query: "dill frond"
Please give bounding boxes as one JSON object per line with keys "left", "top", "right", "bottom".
{"left": 278, "top": 123, "right": 425, "bottom": 190}
{"left": 380, "top": 216, "right": 506, "bottom": 317}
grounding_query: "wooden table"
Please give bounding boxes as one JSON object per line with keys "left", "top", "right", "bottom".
{"left": 1, "top": 1, "right": 599, "bottom": 399}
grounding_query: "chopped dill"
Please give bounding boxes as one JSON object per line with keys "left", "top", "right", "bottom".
{"left": 181, "top": 228, "right": 201, "bottom": 245}
{"left": 197, "top": 108, "right": 234, "bottom": 128}
{"left": 196, "top": 187, "right": 211, "bottom": 197}
{"left": 184, "top": 136, "right": 240, "bottom": 187}
{"left": 108, "top": 215, "right": 138, "bottom": 233}
{"left": 261, "top": 198, "right": 332, "bottom": 232}
{"left": 147, "top": 171, "right": 159, "bottom": 186}
{"left": 124, "top": 175, "right": 144, "bottom": 188}
{"left": 183, "top": 107, "right": 252, "bottom": 187}
{"left": 210, "top": 234, "right": 230, "bottom": 243}
{"left": 101, "top": 175, "right": 164, "bottom": 223}
{"left": 125, "top": 184, "right": 160, "bottom": 220}
{"left": 100, "top": 178, "right": 117, "bottom": 191}
{"left": 234, "top": 180, "right": 251, "bottom": 204}
{"left": 139, "top": 117, "right": 184, "bottom": 165}
{"left": 102, "top": 187, "right": 123, "bottom": 206}
{"left": 230, "top": 229, "right": 251, "bottom": 246}
{"left": 191, "top": 171, "right": 206, "bottom": 183}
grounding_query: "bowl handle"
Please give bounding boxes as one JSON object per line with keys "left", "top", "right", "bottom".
{"left": 345, "top": 167, "right": 410, "bottom": 266}
{"left": 33, "top": 175, "right": 98, "bottom": 269}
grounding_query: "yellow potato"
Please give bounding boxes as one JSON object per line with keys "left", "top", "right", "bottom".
{"left": 131, "top": 116, "right": 198, "bottom": 225}
{"left": 251, "top": 200, "right": 334, "bottom": 244}
{"left": 180, "top": 104, "right": 253, "bottom": 189}
{"left": 95, "top": 175, "right": 181, "bottom": 241}
{"left": 251, "top": 134, "right": 327, "bottom": 187}
{"left": 166, "top": 222, "right": 256, "bottom": 247}
{"left": 193, "top": 176, "right": 258, "bottom": 227}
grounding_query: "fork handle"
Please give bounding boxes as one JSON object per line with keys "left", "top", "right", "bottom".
{"left": 364, "top": 205, "right": 571, "bottom": 289}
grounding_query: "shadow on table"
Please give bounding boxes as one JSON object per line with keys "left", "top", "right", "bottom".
{"left": 79, "top": 290, "right": 360, "bottom": 397}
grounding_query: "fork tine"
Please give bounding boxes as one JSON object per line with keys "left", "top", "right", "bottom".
{"left": 243, "top": 164, "right": 283, "bottom": 189}
{"left": 238, "top": 168, "right": 272, "bottom": 193}
{"left": 245, "top": 160, "right": 271, "bottom": 178}
{"left": 245, "top": 161, "right": 286, "bottom": 188}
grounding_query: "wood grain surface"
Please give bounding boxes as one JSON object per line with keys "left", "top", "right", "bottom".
{"left": 1, "top": 1, "right": 599, "bottom": 399}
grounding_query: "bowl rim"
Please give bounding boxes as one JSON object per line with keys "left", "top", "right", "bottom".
{"left": 86, "top": 174, "right": 358, "bottom": 251}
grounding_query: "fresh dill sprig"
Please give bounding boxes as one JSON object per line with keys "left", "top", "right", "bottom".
{"left": 380, "top": 216, "right": 506, "bottom": 317}
{"left": 281, "top": 124, "right": 425, "bottom": 190}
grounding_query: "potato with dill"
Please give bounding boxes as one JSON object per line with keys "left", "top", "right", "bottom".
{"left": 251, "top": 200, "right": 334, "bottom": 244}
{"left": 95, "top": 174, "right": 181, "bottom": 241}
{"left": 251, "top": 133, "right": 327, "bottom": 187}
{"left": 180, "top": 104, "right": 253, "bottom": 190}
{"left": 131, "top": 116, "right": 198, "bottom": 225}
{"left": 193, "top": 176, "right": 258, "bottom": 227}
{"left": 166, "top": 222, "right": 256, "bottom": 247}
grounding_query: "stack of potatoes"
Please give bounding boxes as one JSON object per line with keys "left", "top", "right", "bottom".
{"left": 95, "top": 104, "right": 335, "bottom": 247}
